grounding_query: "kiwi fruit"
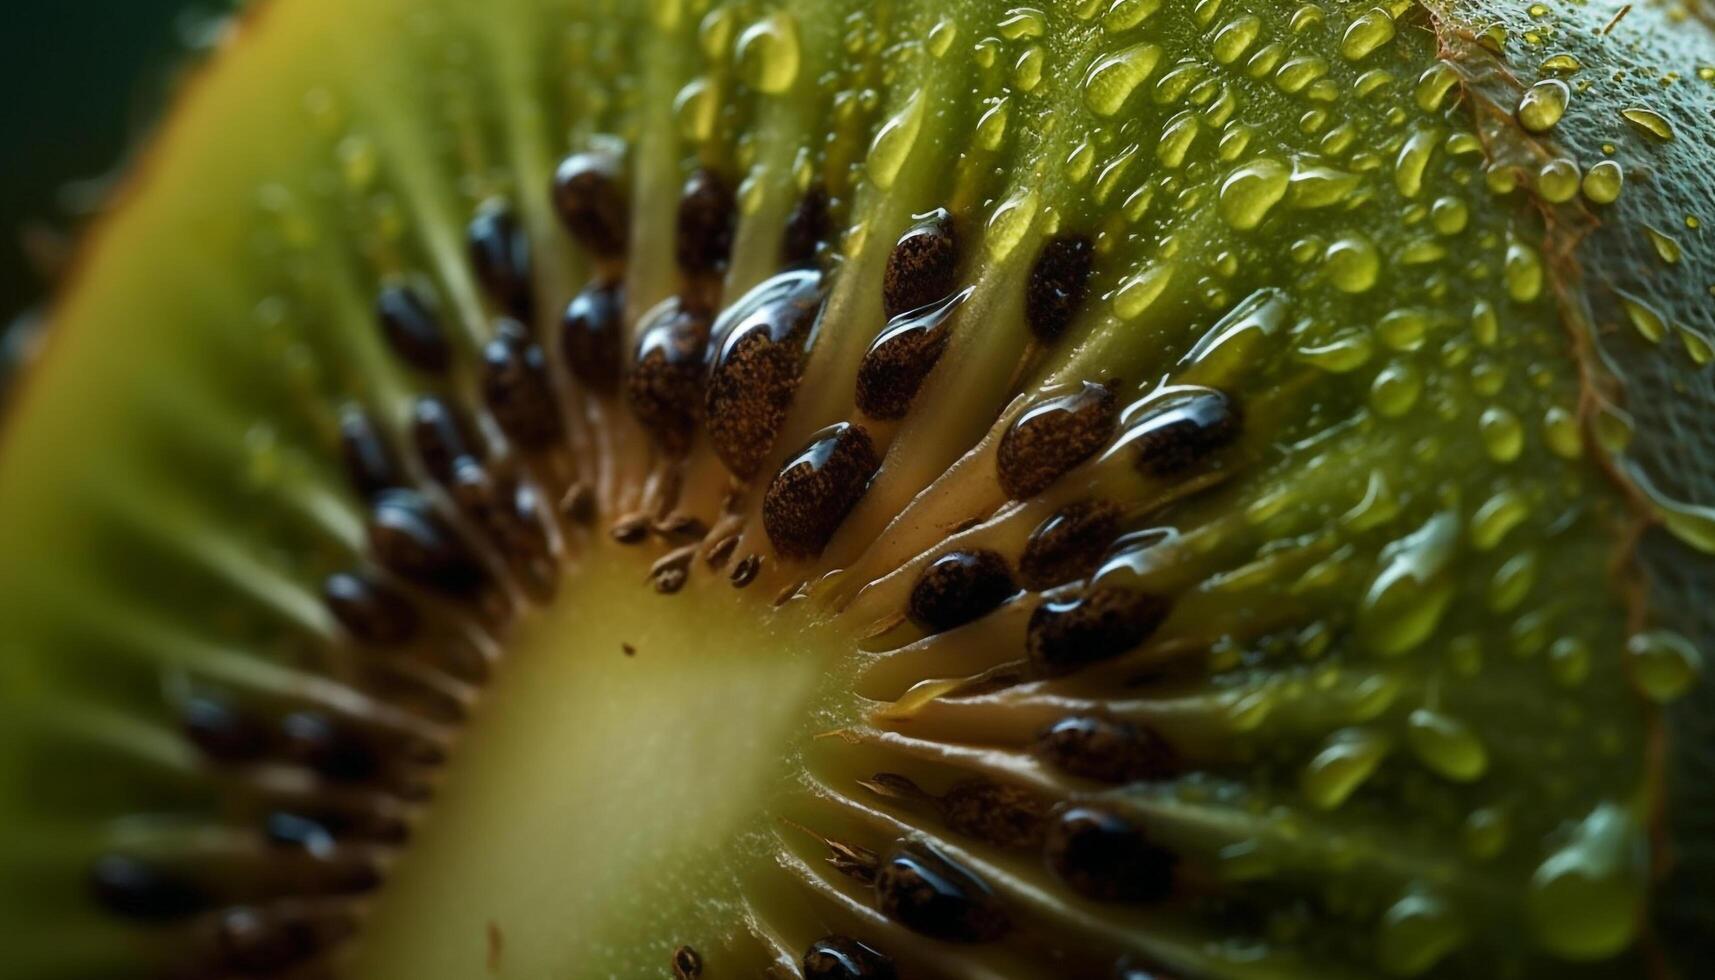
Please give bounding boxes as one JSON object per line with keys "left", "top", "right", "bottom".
{"left": 2, "top": 0, "right": 1713, "bottom": 978}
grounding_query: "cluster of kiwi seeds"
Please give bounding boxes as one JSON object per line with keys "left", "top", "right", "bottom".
{"left": 3, "top": 0, "right": 1715, "bottom": 978}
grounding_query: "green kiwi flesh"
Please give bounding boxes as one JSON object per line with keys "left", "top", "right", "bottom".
{"left": 2, "top": 0, "right": 1714, "bottom": 978}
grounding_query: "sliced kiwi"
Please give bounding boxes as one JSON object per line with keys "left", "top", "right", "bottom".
{"left": 2, "top": 0, "right": 1713, "bottom": 978}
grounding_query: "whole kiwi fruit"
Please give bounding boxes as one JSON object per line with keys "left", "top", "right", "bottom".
{"left": 1, "top": 1, "right": 1713, "bottom": 978}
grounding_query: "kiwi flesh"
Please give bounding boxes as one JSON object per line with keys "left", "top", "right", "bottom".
{"left": 1, "top": 0, "right": 1713, "bottom": 978}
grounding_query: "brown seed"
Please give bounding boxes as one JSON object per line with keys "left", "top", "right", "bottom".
{"left": 762, "top": 423, "right": 880, "bottom": 559}
{"left": 873, "top": 840, "right": 1010, "bottom": 942}
{"left": 907, "top": 549, "right": 1017, "bottom": 633}
{"left": 1119, "top": 386, "right": 1241, "bottom": 478}
{"left": 213, "top": 906, "right": 330, "bottom": 974}
{"left": 882, "top": 208, "right": 958, "bottom": 319}
{"left": 939, "top": 780, "right": 1051, "bottom": 848}
{"left": 704, "top": 269, "right": 823, "bottom": 478}
{"left": 997, "top": 382, "right": 1118, "bottom": 500}
{"left": 322, "top": 571, "right": 420, "bottom": 647}
{"left": 551, "top": 150, "right": 628, "bottom": 258}
{"left": 482, "top": 321, "right": 563, "bottom": 452}
{"left": 676, "top": 169, "right": 736, "bottom": 277}
{"left": 1018, "top": 499, "right": 1123, "bottom": 589}
{"left": 561, "top": 280, "right": 626, "bottom": 395}
{"left": 1025, "top": 234, "right": 1095, "bottom": 341}
{"left": 1044, "top": 805, "right": 1175, "bottom": 902}
{"left": 1026, "top": 586, "right": 1169, "bottom": 676}
{"left": 671, "top": 945, "right": 703, "bottom": 979}
{"left": 181, "top": 696, "right": 269, "bottom": 765}
{"left": 1034, "top": 715, "right": 1177, "bottom": 784}
{"left": 782, "top": 185, "right": 832, "bottom": 266}
{"left": 376, "top": 282, "right": 452, "bottom": 374}
{"left": 88, "top": 855, "right": 208, "bottom": 922}
{"left": 730, "top": 553, "right": 762, "bottom": 587}
{"left": 855, "top": 288, "right": 967, "bottom": 420}
{"left": 280, "top": 711, "right": 382, "bottom": 784}
{"left": 339, "top": 405, "right": 403, "bottom": 502}
{"left": 801, "top": 935, "right": 897, "bottom": 980}
{"left": 467, "top": 200, "right": 535, "bottom": 321}
{"left": 628, "top": 298, "right": 713, "bottom": 455}
{"left": 367, "top": 489, "right": 490, "bottom": 598}
{"left": 411, "top": 396, "right": 486, "bottom": 484}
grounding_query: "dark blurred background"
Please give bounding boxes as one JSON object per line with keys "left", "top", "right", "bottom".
{"left": 1, "top": 1, "right": 241, "bottom": 332}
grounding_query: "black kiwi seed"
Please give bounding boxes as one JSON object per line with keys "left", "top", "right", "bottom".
{"left": 801, "top": 935, "right": 897, "bottom": 980}
{"left": 675, "top": 168, "right": 736, "bottom": 277}
{"left": 704, "top": 269, "right": 824, "bottom": 479}
{"left": 855, "top": 288, "right": 967, "bottom": 421}
{"left": 376, "top": 282, "right": 452, "bottom": 374}
{"left": 264, "top": 811, "right": 338, "bottom": 857}
{"left": 782, "top": 185, "right": 831, "bottom": 266}
{"left": 322, "top": 571, "right": 420, "bottom": 647}
{"left": 1034, "top": 715, "right": 1177, "bottom": 785}
{"left": 1026, "top": 586, "right": 1170, "bottom": 677}
{"left": 873, "top": 840, "right": 1010, "bottom": 943}
{"left": 670, "top": 944, "right": 703, "bottom": 979}
{"left": 551, "top": 150, "right": 628, "bottom": 258}
{"left": 1025, "top": 234, "right": 1095, "bottom": 341}
{"left": 467, "top": 200, "right": 535, "bottom": 321}
{"left": 482, "top": 321, "right": 564, "bottom": 451}
{"left": 628, "top": 298, "right": 714, "bottom": 455}
{"left": 906, "top": 549, "right": 1017, "bottom": 633}
{"left": 997, "top": 382, "right": 1119, "bottom": 500}
{"left": 367, "top": 488, "right": 490, "bottom": 598}
{"left": 1044, "top": 805, "right": 1175, "bottom": 903}
{"left": 88, "top": 854, "right": 209, "bottom": 922}
{"left": 1018, "top": 499, "right": 1123, "bottom": 590}
{"left": 1121, "top": 387, "right": 1242, "bottom": 478}
{"left": 762, "top": 422, "right": 880, "bottom": 560}
{"left": 280, "top": 711, "right": 382, "bottom": 784}
{"left": 938, "top": 779, "right": 1051, "bottom": 849}
{"left": 561, "top": 281, "right": 626, "bottom": 394}
{"left": 411, "top": 396, "right": 486, "bottom": 484}
{"left": 339, "top": 404, "right": 403, "bottom": 501}
{"left": 181, "top": 696, "right": 271, "bottom": 765}
{"left": 214, "top": 906, "right": 326, "bottom": 974}
{"left": 882, "top": 208, "right": 958, "bottom": 319}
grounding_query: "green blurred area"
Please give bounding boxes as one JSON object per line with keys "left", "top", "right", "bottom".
{"left": 0, "top": 0, "right": 232, "bottom": 325}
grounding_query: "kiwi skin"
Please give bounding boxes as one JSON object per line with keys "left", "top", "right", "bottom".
{"left": 1, "top": 0, "right": 1714, "bottom": 978}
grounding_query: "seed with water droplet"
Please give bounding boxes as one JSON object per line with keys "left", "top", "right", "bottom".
{"left": 551, "top": 150, "right": 629, "bottom": 258}
{"left": 628, "top": 298, "right": 713, "bottom": 455}
{"left": 705, "top": 269, "right": 823, "bottom": 477}
{"left": 323, "top": 571, "right": 419, "bottom": 647}
{"left": 89, "top": 855, "right": 210, "bottom": 922}
{"left": 561, "top": 281, "right": 626, "bottom": 394}
{"left": 377, "top": 282, "right": 452, "bottom": 374}
{"left": 802, "top": 935, "right": 897, "bottom": 980}
{"left": 482, "top": 322, "right": 563, "bottom": 451}
{"left": 1019, "top": 499, "right": 1122, "bottom": 589}
{"left": 997, "top": 383, "right": 1118, "bottom": 499}
{"left": 883, "top": 209, "right": 959, "bottom": 319}
{"left": 367, "top": 489, "right": 489, "bottom": 598}
{"left": 339, "top": 405, "right": 402, "bottom": 501}
{"left": 1035, "top": 715, "right": 1177, "bottom": 783}
{"left": 1028, "top": 586, "right": 1170, "bottom": 676}
{"left": 181, "top": 696, "right": 270, "bottom": 765}
{"left": 856, "top": 289, "right": 968, "bottom": 420}
{"left": 676, "top": 169, "right": 737, "bottom": 276}
{"left": 1045, "top": 805, "right": 1175, "bottom": 902}
{"left": 468, "top": 200, "right": 535, "bottom": 321}
{"left": 762, "top": 423, "right": 880, "bottom": 559}
{"left": 908, "top": 550, "right": 1018, "bottom": 633}
{"left": 1118, "top": 387, "right": 1241, "bottom": 477}
{"left": 213, "top": 906, "right": 331, "bottom": 974}
{"left": 411, "top": 396, "right": 485, "bottom": 483}
{"left": 1516, "top": 79, "right": 1568, "bottom": 132}
{"left": 874, "top": 841, "right": 1010, "bottom": 942}
{"left": 280, "top": 711, "right": 383, "bottom": 783}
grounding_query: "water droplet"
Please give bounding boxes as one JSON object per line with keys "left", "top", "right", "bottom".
{"left": 1550, "top": 636, "right": 1591, "bottom": 687}
{"left": 1287, "top": 161, "right": 1362, "bottom": 209}
{"left": 1504, "top": 239, "right": 1543, "bottom": 302}
{"left": 1014, "top": 45, "right": 1046, "bottom": 91}
{"left": 1102, "top": 0, "right": 1162, "bottom": 32}
{"left": 1619, "top": 293, "right": 1666, "bottom": 343}
{"left": 1377, "top": 890, "right": 1467, "bottom": 976}
{"left": 1471, "top": 488, "right": 1528, "bottom": 551}
{"left": 1627, "top": 630, "right": 1703, "bottom": 703}
{"left": 1296, "top": 327, "right": 1374, "bottom": 372}
{"left": 1210, "top": 15, "right": 1261, "bottom": 64}
{"left": 1620, "top": 106, "right": 1675, "bottom": 140}
{"left": 1324, "top": 235, "right": 1380, "bottom": 293}
{"left": 976, "top": 98, "right": 1011, "bottom": 151}
{"left": 1113, "top": 263, "right": 1176, "bottom": 319}
{"left": 1537, "top": 158, "right": 1580, "bottom": 203}
{"left": 1644, "top": 225, "right": 1683, "bottom": 264}
{"left": 1217, "top": 158, "right": 1289, "bottom": 230}
{"left": 1340, "top": 8, "right": 1396, "bottom": 61}
{"left": 868, "top": 93, "right": 927, "bottom": 191}
{"left": 1359, "top": 513, "right": 1458, "bottom": 657}
{"left": 1479, "top": 406, "right": 1524, "bottom": 462}
{"left": 1539, "top": 52, "right": 1582, "bottom": 73}
{"left": 1527, "top": 804, "right": 1646, "bottom": 960}
{"left": 985, "top": 190, "right": 1039, "bottom": 264}
{"left": 674, "top": 78, "right": 718, "bottom": 141}
{"left": 1517, "top": 79, "right": 1569, "bottom": 132}
{"left": 1301, "top": 728, "right": 1390, "bottom": 809}
{"left": 1430, "top": 196, "right": 1468, "bottom": 235}
{"left": 1544, "top": 406, "right": 1582, "bottom": 459}
{"left": 998, "top": 7, "right": 1047, "bottom": 39}
{"left": 927, "top": 18, "right": 958, "bottom": 57}
{"left": 1084, "top": 43, "right": 1164, "bottom": 116}
{"left": 1393, "top": 128, "right": 1437, "bottom": 198}
{"left": 1156, "top": 111, "right": 1200, "bottom": 168}
{"left": 1581, "top": 159, "right": 1624, "bottom": 203}
{"left": 1414, "top": 62, "right": 1459, "bottom": 111}
{"left": 1370, "top": 362, "right": 1422, "bottom": 416}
